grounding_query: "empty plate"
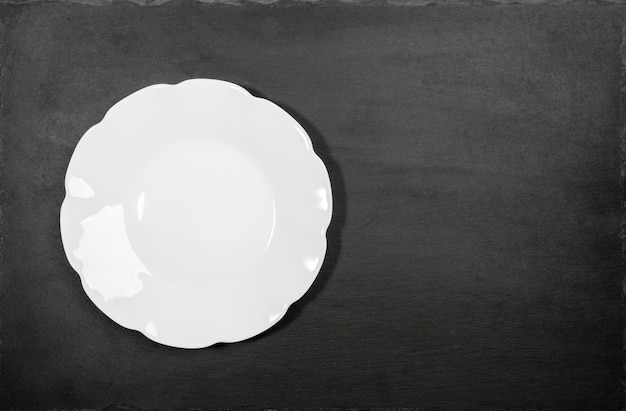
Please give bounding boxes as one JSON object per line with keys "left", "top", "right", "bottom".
{"left": 60, "top": 79, "right": 332, "bottom": 348}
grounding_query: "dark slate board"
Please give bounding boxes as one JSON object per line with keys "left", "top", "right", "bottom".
{"left": 0, "top": 3, "right": 623, "bottom": 410}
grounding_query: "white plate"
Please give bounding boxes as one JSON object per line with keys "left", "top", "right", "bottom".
{"left": 60, "top": 79, "right": 332, "bottom": 348}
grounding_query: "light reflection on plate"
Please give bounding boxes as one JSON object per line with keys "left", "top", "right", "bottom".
{"left": 60, "top": 79, "right": 332, "bottom": 348}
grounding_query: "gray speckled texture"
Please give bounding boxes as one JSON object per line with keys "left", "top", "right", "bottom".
{"left": 0, "top": 3, "right": 624, "bottom": 410}
{"left": 1, "top": 0, "right": 626, "bottom": 6}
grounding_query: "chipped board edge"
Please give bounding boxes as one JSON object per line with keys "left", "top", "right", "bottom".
{"left": 0, "top": 11, "right": 6, "bottom": 403}
{"left": 0, "top": 0, "right": 624, "bottom": 6}
{"left": 621, "top": 26, "right": 626, "bottom": 411}
{"left": 0, "top": 7, "right": 7, "bottom": 403}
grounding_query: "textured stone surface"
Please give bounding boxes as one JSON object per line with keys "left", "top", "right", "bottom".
{"left": 0, "top": 3, "right": 624, "bottom": 410}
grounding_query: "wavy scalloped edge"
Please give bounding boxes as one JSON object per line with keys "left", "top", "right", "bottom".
{"left": 61, "top": 79, "right": 332, "bottom": 348}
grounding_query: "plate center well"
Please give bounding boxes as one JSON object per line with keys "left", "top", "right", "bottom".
{"left": 125, "top": 138, "right": 275, "bottom": 286}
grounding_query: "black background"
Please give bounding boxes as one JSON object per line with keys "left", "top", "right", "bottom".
{"left": 0, "top": 3, "right": 624, "bottom": 410}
